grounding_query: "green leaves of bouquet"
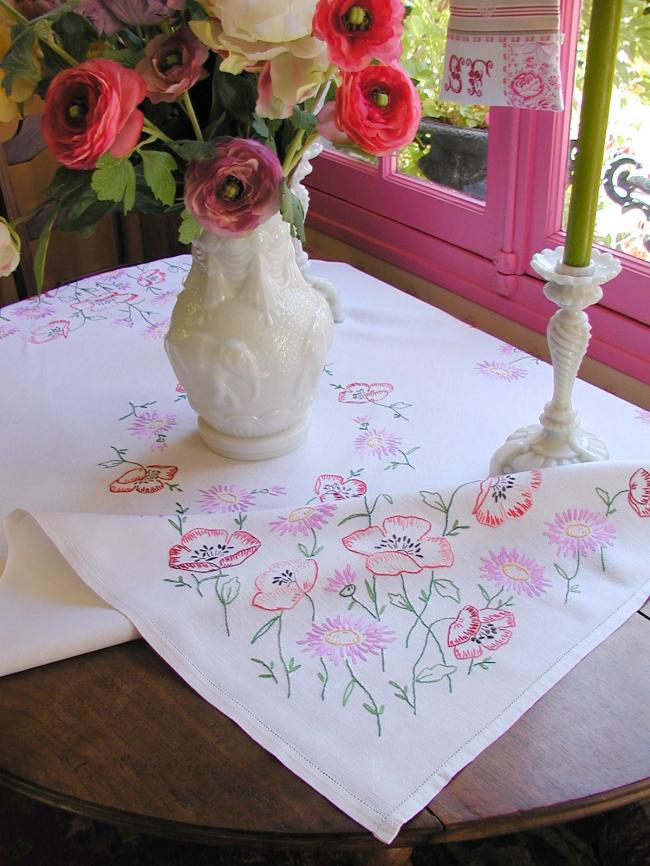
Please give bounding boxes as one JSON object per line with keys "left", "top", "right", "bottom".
{"left": 0, "top": 0, "right": 422, "bottom": 290}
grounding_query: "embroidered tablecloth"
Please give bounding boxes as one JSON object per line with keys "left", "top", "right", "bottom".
{"left": 1, "top": 257, "right": 649, "bottom": 842}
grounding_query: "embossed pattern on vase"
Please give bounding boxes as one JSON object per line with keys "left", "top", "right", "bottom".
{"left": 165, "top": 213, "right": 334, "bottom": 440}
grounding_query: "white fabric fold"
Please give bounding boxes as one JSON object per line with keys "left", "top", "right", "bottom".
{"left": 2, "top": 461, "right": 649, "bottom": 842}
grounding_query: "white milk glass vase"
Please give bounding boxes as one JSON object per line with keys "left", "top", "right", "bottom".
{"left": 165, "top": 212, "right": 335, "bottom": 461}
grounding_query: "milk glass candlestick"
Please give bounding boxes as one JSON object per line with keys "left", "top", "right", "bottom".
{"left": 490, "top": 0, "right": 623, "bottom": 475}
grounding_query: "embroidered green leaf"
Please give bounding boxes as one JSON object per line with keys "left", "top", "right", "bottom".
{"left": 389, "top": 681, "right": 410, "bottom": 702}
{"left": 342, "top": 680, "right": 355, "bottom": 706}
{"left": 297, "top": 542, "right": 310, "bottom": 557}
{"left": 178, "top": 208, "right": 201, "bottom": 245}
{"left": 432, "top": 578, "right": 461, "bottom": 603}
{"left": 419, "top": 490, "right": 447, "bottom": 513}
{"left": 141, "top": 150, "right": 178, "bottom": 207}
{"left": 251, "top": 658, "right": 278, "bottom": 683}
{"left": 388, "top": 591, "right": 413, "bottom": 611}
{"left": 478, "top": 583, "right": 491, "bottom": 603}
{"left": 554, "top": 563, "right": 570, "bottom": 581}
{"left": 365, "top": 579, "right": 376, "bottom": 602}
{"left": 363, "top": 702, "right": 380, "bottom": 716}
{"left": 251, "top": 615, "right": 280, "bottom": 644}
{"left": 416, "top": 664, "right": 457, "bottom": 684}
{"left": 287, "top": 657, "right": 301, "bottom": 673}
{"left": 217, "top": 576, "right": 240, "bottom": 605}
{"left": 337, "top": 512, "right": 369, "bottom": 526}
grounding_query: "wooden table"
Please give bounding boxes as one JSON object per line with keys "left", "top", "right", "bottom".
{"left": 0, "top": 602, "right": 648, "bottom": 866}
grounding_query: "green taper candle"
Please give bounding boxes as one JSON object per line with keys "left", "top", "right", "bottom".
{"left": 564, "top": 0, "right": 624, "bottom": 267}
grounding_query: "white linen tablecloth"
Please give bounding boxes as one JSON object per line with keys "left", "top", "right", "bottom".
{"left": 1, "top": 257, "right": 649, "bottom": 842}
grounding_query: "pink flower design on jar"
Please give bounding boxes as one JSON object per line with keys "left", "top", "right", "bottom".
{"left": 252, "top": 559, "right": 318, "bottom": 611}
{"left": 472, "top": 470, "right": 542, "bottom": 528}
{"left": 314, "top": 473, "right": 367, "bottom": 502}
{"left": 342, "top": 515, "right": 453, "bottom": 576}
{"left": 628, "top": 468, "right": 650, "bottom": 517}
{"left": 169, "top": 527, "right": 261, "bottom": 572}
{"left": 338, "top": 381, "right": 394, "bottom": 404}
{"left": 447, "top": 605, "right": 516, "bottom": 660}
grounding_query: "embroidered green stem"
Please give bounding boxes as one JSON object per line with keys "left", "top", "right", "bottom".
{"left": 318, "top": 656, "right": 329, "bottom": 701}
{"left": 277, "top": 613, "right": 291, "bottom": 698}
{"left": 344, "top": 660, "right": 382, "bottom": 737}
{"left": 305, "top": 591, "right": 316, "bottom": 622}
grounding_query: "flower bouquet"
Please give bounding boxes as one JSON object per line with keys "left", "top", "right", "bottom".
{"left": 0, "top": 0, "right": 421, "bottom": 459}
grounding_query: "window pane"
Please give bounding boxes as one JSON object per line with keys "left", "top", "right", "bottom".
{"left": 399, "top": 0, "right": 489, "bottom": 199}
{"left": 565, "top": 0, "right": 650, "bottom": 261}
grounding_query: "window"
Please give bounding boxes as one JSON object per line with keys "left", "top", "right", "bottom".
{"left": 305, "top": 0, "right": 650, "bottom": 387}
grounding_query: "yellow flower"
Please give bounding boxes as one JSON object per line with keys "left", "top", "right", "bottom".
{"left": 0, "top": 217, "right": 21, "bottom": 277}
{"left": 0, "top": 22, "right": 41, "bottom": 123}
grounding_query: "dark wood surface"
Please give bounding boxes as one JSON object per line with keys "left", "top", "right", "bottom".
{"left": 0, "top": 610, "right": 648, "bottom": 854}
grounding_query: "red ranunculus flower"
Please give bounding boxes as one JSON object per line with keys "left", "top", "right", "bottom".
{"left": 136, "top": 27, "right": 208, "bottom": 104}
{"left": 333, "top": 63, "right": 421, "bottom": 156}
{"left": 313, "top": 0, "right": 404, "bottom": 72}
{"left": 41, "top": 59, "right": 147, "bottom": 170}
{"left": 184, "top": 138, "right": 282, "bottom": 237}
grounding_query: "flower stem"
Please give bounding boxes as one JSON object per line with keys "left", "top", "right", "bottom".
{"left": 143, "top": 121, "right": 173, "bottom": 144}
{"left": 282, "top": 129, "right": 305, "bottom": 177}
{"left": 0, "top": 0, "right": 29, "bottom": 24}
{"left": 344, "top": 659, "right": 382, "bottom": 737}
{"left": 181, "top": 91, "right": 204, "bottom": 141}
{"left": 276, "top": 613, "right": 291, "bottom": 698}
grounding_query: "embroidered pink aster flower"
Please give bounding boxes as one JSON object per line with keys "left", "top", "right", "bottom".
{"left": 14, "top": 301, "right": 55, "bottom": 320}
{"left": 0, "top": 324, "right": 19, "bottom": 339}
{"left": 198, "top": 484, "right": 256, "bottom": 514}
{"left": 70, "top": 291, "right": 138, "bottom": 312}
{"left": 269, "top": 503, "right": 336, "bottom": 537}
{"left": 628, "top": 468, "right": 650, "bottom": 517}
{"left": 144, "top": 320, "right": 169, "bottom": 338}
{"left": 152, "top": 289, "right": 179, "bottom": 305}
{"left": 498, "top": 343, "right": 518, "bottom": 355}
{"left": 338, "top": 381, "right": 394, "bottom": 404}
{"left": 475, "top": 360, "right": 527, "bottom": 382}
{"left": 252, "top": 559, "right": 318, "bottom": 610}
{"left": 326, "top": 564, "right": 357, "bottom": 592}
{"left": 298, "top": 615, "right": 395, "bottom": 666}
{"left": 479, "top": 547, "right": 550, "bottom": 597}
{"left": 109, "top": 464, "right": 177, "bottom": 494}
{"left": 128, "top": 411, "right": 177, "bottom": 448}
{"left": 447, "top": 605, "right": 516, "bottom": 660}
{"left": 169, "top": 527, "right": 260, "bottom": 572}
{"left": 635, "top": 409, "right": 650, "bottom": 426}
{"left": 544, "top": 508, "right": 616, "bottom": 558}
{"left": 354, "top": 427, "right": 401, "bottom": 459}
{"left": 267, "top": 485, "right": 286, "bottom": 497}
{"left": 472, "top": 471, "right": 542, "bottom": 528}
{"left": 342, "top": 514, "right": 454, "bottom": 576}
{"left": 353, "top": 414, "right": 370, "bottom": 425}
{"left": 314, "top": 473, "right": 367, "bottom": 502}
{"left": 28, "top": 320, "right": 70, "bottom": 343}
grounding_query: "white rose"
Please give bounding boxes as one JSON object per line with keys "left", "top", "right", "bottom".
{"left": 0, "top": 218, "right": 20, "bottom": 277}
{"left": 200, "top": 0, "right": 317, "bottom": 45}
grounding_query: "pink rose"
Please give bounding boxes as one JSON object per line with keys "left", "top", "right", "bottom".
{"left": 313, "top": 0, "right": 404, "bottom": 72}
{"left": 184, "top": 138, "right": 282, "bottom": 237}
{"left": 41, "top": 59, "right": 147, "bottom": 170}
{"left": 136, "top": 28, "right": 208, "bottom": 104}
{"left": 76, "top": 0, "right": 185, "bottom": 34}
{"left": 330, "top": 63, "right": 421, "bottom": 156}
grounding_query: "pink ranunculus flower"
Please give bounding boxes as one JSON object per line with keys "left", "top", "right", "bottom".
{"left": 447, "top": 605, "right": 516, "bottom": 661}
{"left": 16, "top": 0, "right": 61, "bottom": 18}
{"left": 628, "top": 468, "right": 650, "bottom": 517}
{"left": 329, "top": 63, "right": 421, "bottom": 156}
{"left": 41, "top": 59, "right": 147, "bottom": 170}
{"left": 136, "top": 27, "right": 208, "bottom": 104}
{"left": 342, "top": 515, "right": 454, "bottom": 576}
{"left": 184, "top": 138, "right": 282, "bottom": 237}
{"left": 313, "top": 0, "right": 404, "bottom": 72}
{"left": 76, "top": 0, "right": 185, "bottom": 35}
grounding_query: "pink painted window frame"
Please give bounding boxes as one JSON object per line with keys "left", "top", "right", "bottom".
{"left": 305, "top": 0, "right": 649, "bottom": 386}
